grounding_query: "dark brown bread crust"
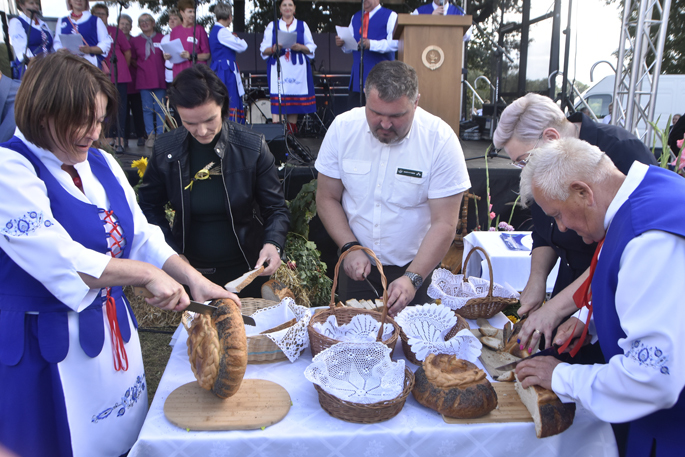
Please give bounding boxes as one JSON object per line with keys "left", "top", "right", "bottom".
{"left": 412, "top": 357, "right": 498, "bottom": 418}
{"left": 532, "top": 385, "right": 576, "bottom": 438}
{"left": 211, "top": 299, "right": 248, "bottom": 399}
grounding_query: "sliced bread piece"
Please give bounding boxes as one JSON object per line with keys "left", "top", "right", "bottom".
{"left": 515, "top": 378, "right": 576, "bottom": 438}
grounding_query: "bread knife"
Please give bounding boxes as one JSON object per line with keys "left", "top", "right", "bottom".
{"left": 361, "top": 273, "right": 380, "bottom": 298}
{"left": 131, "top": 287, "right": 256, "bottom": 326}
{"left": 494, "top": 345, "right": 560, "bottom": 371}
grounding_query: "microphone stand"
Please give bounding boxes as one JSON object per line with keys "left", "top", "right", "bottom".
{"left": 111, "top": 2, "right": 124, "bottom": 152}
{"left": 358, "top": 0, "right": 364, "bottom": 106}
{"left": 272, "top": 0, "right": 284, "bottom": 128}
{"left": 19, "top": 10, "right": 37, "bottom": 76}
{"left": 191, "top": 3, "right": 197, "bottom": 65}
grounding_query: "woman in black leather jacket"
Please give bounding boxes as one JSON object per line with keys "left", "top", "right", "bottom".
{"left": 138, "top": 65, "right": 290, "bottom": 297}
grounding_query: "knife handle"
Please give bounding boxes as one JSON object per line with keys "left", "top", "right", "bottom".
{"left": 132, "top": 286, "right": 154, "bottom": 299}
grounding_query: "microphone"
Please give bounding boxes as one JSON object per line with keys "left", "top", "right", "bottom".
{"left": 27, "top": 9, "right": 42, "bottom": 16}
{"left": 438, "top": 0, "right": 444, "bottom": 5}
{"left": 116, "top": 0, "right": 130, "bottom": 8}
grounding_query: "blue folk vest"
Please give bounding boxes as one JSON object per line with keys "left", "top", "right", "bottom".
{"left": 209, "top": 24, "right": 238, "bottom": 72}
{"left": 268, "top": 19, "right": 309, "bottom": 67}
{"left": 350, "top": 8, "right": 395, "bottom": 92}
{"left": 415, "top": 3, "right": 465, "bottom": 15}
{"left": 60, "top": 15, "right": 102, "bottom": 66}
{"left": 0, "top": 138, "right": 137, "bottom": 366}
{"left": 11, "top": 17, "right": 54, "bottom": 79}
{"left": 593, "top": 166, "right": 685, "bottom": 457}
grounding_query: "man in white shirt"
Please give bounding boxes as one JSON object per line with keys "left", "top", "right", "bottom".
{"left": 515, "top": 137, "right": 685, "bottom": 457}
{"left": 316, "top": 61, "right": 470, "bottom": 316}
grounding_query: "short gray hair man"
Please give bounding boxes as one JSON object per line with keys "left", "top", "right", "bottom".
{"left": 214, "top": 1, "right": 232, "bottom": 20}
{"left": 520, "top": 137, "right": 614, "bottom": 207}
{"left": 364, "top": 60, "right": 419, "bottom": 103}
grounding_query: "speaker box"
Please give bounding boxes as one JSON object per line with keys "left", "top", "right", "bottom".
{"left": 247, "top": 124, "right": 289, "bottom": 165}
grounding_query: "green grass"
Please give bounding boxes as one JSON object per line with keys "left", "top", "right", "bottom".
{"left": 139, "top": 327, "right": 175, "bottom": 408}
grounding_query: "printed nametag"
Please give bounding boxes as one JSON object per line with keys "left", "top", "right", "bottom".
{"left": 396, "top": 168, "right": 423, "bottom": 178}
{"left": 153, "top": 42, "right": 162, "bottom": 48}
{"left": 187, "top": 37, "right": 197, "bottom": 44}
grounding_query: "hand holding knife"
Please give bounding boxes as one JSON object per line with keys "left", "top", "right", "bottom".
{"left": 495, "top": 344, "right": 567, "bottom": 371}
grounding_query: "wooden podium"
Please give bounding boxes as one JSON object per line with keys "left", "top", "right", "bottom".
{"left": 394, "top": 14, "right": 472, "bottom": 135}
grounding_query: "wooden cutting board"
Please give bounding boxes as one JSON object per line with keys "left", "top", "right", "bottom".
{"left": 442, "top": 382, "right": 532, "bottom": 424}
{"left": 164, "top": 379, "right": 291, "bottom": 430}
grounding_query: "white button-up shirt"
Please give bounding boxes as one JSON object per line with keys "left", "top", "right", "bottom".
{"left": 315, "top": 106, "right": 470, "bottom": 266}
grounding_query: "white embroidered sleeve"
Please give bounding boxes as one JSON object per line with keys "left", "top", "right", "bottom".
{"left": 217, "top": 27, "right": 248, "bottom": 53}
{"left": 551, "top": 230, "right": 685, "bottom": 422}
{"left": 53, "top": 19, "right": 64, "bottom": 50}
{"left": 9, "top": 18, "right": 30, "bottom": 59}
{"left": 0, "top": 147, "right": 110, "bottom": 310}
{"left": 259, "top": 22, "right": 274, "bottom": 59}
{"left": 368, "top": 12, "right": 398, "bottom": 54}
{"left": 95, "top": 17, "right": 112, "bottom": 56}
{"left": 302, "top": 22, "right": 316, "bottom": 58}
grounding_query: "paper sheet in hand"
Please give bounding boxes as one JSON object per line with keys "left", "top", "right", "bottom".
{"left": 160, "top": 38, "right": 187, "bottom": 64}
{"left": 277, "top": 30, "right": 297, "bottom": 49}
{"left": 59, "top": 34, "right": 86, "bottom": 55}
{"left": 500, "top": 233, "right": 531, "bottom": 251}
{"left": 335, "top": 26, "right": 358, "bottom": 49}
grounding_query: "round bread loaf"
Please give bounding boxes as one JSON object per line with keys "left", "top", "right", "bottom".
{"left": 261, "top": 279, "right": 295, "bottom": 302}
{"left": 412, "top": 354, "right": 497, "bottom": 418}
{"left": 186, "top": 299, "right": 248, "bottom": 399}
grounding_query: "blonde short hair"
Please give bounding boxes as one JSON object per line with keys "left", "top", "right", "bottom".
{"left": 494, "top": 93, "right": 567, "bottom": 149}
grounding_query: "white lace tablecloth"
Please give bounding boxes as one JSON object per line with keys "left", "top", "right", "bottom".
{"left": 129, "top": 312, "right": 618, "bottom": 457}
{"left": 463, "top": 231, "right": 561, "bottom": 293}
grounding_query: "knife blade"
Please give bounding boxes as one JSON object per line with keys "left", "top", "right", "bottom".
{"left": 362, "top": 274, "right": 380, "bottom": 298}
{"left": 131, "top": 287, "right": 256, "bottom": 326}
{"left": 495, "top": 345, "right": 560, "bottom": 371}
{"left": 185, "top": 301, "right": 256, "bottom": 326}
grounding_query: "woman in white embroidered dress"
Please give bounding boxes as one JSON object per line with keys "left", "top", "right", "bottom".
{"left": 0, "top": 50, "right": 238, "bottom": 457}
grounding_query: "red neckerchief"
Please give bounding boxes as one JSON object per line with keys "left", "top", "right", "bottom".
{"left": 70, "top": 11, "right": 83, "bottom": 20}
{"left": 558, "top": 238, "right": 605, "bottom": 357}
{"left": 360, "top": 12, "right": 369, "bottom": 39}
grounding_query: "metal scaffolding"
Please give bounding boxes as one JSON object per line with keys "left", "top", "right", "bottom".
{"left": 612, "top": 0, "right": 671, "bottom": 146}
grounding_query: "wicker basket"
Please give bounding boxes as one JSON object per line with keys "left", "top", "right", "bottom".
{"left": 400, "top": 314, "right": 470, "bottom": 366}
{"left": 313, "top": 367, "right": 415, "bottom": 424}
{"left": 242, "top": 298, "right": 291, "bottom": 364}
{"left": 307, "top": 245, "right": 400, "bottom": 357}
{"left": 457, "top": 246, "right": 518, "bottom": 319}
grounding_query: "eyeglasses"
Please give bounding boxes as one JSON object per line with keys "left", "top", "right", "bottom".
{"left": 510, "top": 133, "right": 543, "bottom": 169}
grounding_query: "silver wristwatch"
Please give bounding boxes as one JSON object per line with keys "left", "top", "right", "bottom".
{"left": 403, "top": 271, "right": 423, "bottom": 290}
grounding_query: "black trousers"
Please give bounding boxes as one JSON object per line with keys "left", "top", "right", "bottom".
{"left": 337, "top": 263, "right": 433, "bottom": 306}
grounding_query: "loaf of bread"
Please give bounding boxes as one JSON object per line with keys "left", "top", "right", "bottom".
{"left": 261, "top": 279, "right": 295, "bottom": 302}
{"left": 515, "top": 379, "right": 575, "bottom": 438}
{"left": 412, "top": 354, "right": 498, "bottom": 418}
{"left": 225, "top": 266, "right": 264, "bottom": 293}
{"left": 185, "top": 299, "right": 248, "bottom": 399}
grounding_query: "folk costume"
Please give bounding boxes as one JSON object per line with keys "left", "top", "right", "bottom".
{"left": 54, "top": 10, "right": 111, "bottom": 69}
{"left": 413, "top": 1, "right": 465, "bottom": 15}
{"left": 209, "top": 24, "right": 247, "bottom": 124}
{"left": 552, "top": 163, "right": 685, "bottom": 457}
{"left": 130, "top": 32, "right": 167, "bottom": 137}
{"left": 8, "top": 12, "right": 54, "bottom": 80}
{"left": 0, "top": 131, "right": 176, "bottom": 457}
{"left": 259, "top": 18, "right": 317, "bottom": 117}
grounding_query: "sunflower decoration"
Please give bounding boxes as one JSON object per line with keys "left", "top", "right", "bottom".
{"left": 131, "top": 157, "right": 148, "bottom": 179}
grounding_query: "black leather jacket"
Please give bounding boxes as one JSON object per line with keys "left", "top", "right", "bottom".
{"left": 138, "top": 121, "right": 290, "bottom": 270}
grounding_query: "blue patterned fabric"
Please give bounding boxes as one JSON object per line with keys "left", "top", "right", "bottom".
{"left": 592, "top": 165, "right": 685, "bottom": 457}
{"left": 349, "top": 7, "right": 395, "bottom": 92}
{"left": 11, "top": 16, "right": 54, "bottom": 80}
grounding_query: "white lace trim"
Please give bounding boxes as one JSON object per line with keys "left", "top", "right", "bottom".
{"left": 427, "top": 268, "right": 519, "bottom": 310}
{"left": 312, "top": 314, "right": 394, "bottom": 343}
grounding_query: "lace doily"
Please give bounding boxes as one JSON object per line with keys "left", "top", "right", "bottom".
{"left": 304, "top": 342, "right": 406, "bottom": 404}
{"left": 312, "top": 314, "right": 394, "bottom": 343}
{"left": 395, "top": 303, "right": 482, "bottom": 363}
{"left": 248, "top": 298, "right": 311, "bottom": 363}
{"left": 427, "top": 268, "right": 520, "bottom": 311}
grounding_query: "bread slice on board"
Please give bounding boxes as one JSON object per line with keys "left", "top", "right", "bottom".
{"left": 225, "top": 266, "right": 265, "bottom": 293}
{"left": 514, "top": 378, "right": 575, "bottom": 438}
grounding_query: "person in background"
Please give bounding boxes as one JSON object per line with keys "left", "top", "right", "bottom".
{"left": 131, "top": 13, "right": 168, "bottom": 146}
{"left": 259, "top": 0, "right": 316, "bottom": 131}
{"left": 210, "top": 2, "right": 247, "bottom": 124}
{"left": 91, "top": 3, "right": 131, "bottom": 155}
{"left": 316, "top": 61, "right": 469, "bottom": 317}
{"left": 8, "top": 0, "right": 54, "bottom": 80}
{"left": 0, "top": 49, "right": 236, "bottom": 457}
{"left": 119, "top": 13, "right": 147, "bottom": 148}
{"left": 138, "top": 65, "right": 290, "bottom": 297}
{"left": 668, "top": 113, "right": 685, "bottom": 158}
{"left": 516, "top": 137, "right": 685, "bottom": 457}
{"left": 603, "top": 102, "right": 613, "bottom": 124}
{"left": 412, "top": 0, "right": 464, "bottom": 16}
{"left": 161, "top": 8, "right": 183, "bottom": 85}
{"left": 165, "top": 0, "right": 210, "bottom": 81}
{"left": 54, "top": 0, "right": 111, "bottom": 69}
{"left": 335, "top": 0, "right": 397, "bottom": 108}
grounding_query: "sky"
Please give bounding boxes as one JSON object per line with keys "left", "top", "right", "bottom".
{"left": 32, "top": 0, "right": 623, "bottom": 87}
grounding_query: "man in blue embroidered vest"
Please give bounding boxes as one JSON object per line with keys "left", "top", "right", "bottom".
{"left": 335, "top": 0, "right": 398, "bottom": 107}
{"left": 516, "top": 137, "right": 685, "bottom": 457}
{"left": 316, "top": 61, "right": 470, "bottom": 318}
{"left": 412, "top": 0, "right": 464, "bottom": 16}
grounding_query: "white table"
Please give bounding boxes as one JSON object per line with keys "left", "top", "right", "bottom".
{"left": 463, "top": 231, "right": 560, "bottom": 293}
{"left": 129, "top": 313, "right": 617, "bottom": 457}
